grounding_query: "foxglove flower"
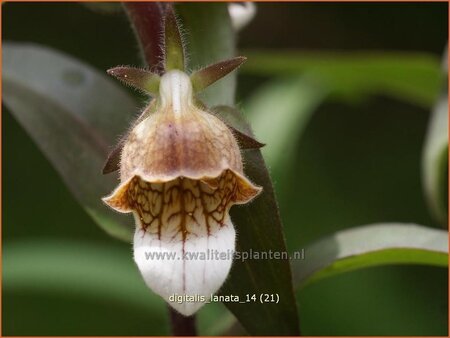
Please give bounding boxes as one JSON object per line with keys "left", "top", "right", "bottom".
{"left": 102, "top": 7, "right": 262, "bottom": 316}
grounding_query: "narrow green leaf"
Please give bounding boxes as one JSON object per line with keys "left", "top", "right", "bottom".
{"left": 422, "top": 96, "right": 448, "bottom": 226}
{"left": 164, "top": 5, "right": 185, "bottom": 71}
{"left": 3, "top": 42, "right": 135, "bottom": 241}
{"left": 219, "top": 146, "right": 300, "bottom": 335}
{"left": 292, "top": 223, "right": 448, "bottom": 288}
{"left": 422, "top": 52, "right": 448, "bottom": 226}
{"left": 107, "top": 66, "right": 160, "bottom": 95}
{"left": 191, "top": 56, "right": 246, "bottom": 93}
{"left": 242, "top": 50, "right": 442, "bottom": 108}
{"left": 209, "top": 112, "right": 300, "bottom": 334}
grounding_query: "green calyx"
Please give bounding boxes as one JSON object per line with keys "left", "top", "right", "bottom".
{"left": 164, "top": 6, "right": 185, "bottom": 71}
{"left": 107, "top": 67, "right": 160, "bottom": 96}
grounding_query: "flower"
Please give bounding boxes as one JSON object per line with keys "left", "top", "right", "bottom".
{"left": 103, "top": 70, "right": 261, "bottom": 316}
{"left": 102, "top": 7, "right": 262, "bottom": 316}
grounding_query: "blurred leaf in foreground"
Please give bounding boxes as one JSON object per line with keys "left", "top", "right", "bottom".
{"left": 242, "top": 51, "right": 442, "bottom": 108}
{"left": 3, "top": 239, "right": 168, "bottom": 335}
{"left": 243, "top": 76, "right": 327, "bottom": 170}
{"left": 3, "top": 42, "right": 136, "bottom": 241}
{"left": 292, "top": 223, "right": 448, "bottom": 288}
{"left": 422, "top": 49, "right": 448, "bottom": 226}
{"left": 422, "top": 96, "right": 448, "bottom": 226}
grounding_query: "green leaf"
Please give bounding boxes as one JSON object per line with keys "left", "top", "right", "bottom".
{"left": 176, "top": 3, "right": 236, "bottom": 107}
{"left": 243, "top": 76, "right": 327, "bottom": 170}
{"left": 422, "top": 96, "right": 448, "bottom": 226}
{"left": 3, "top": 239, "right": 168, "bottom": 335}
{"left": 242, "top": 50, "right": 442, "bottom": 108}
{"left": 3, "top": 240, "right": 161, "bottom": 310}
{"left": 3, "top": 42, "right": 135, "bottom": 241}
{"left": 422, "top": 57, "right": 448, "bottom": 226}
{"left": 214, "top": 115, "right": 300, "bottom": 334}
{"left": 292, "top": 223, "right": 448, "bottom": 288}
{"left": 197, "top": 303, "right": 236, "bottom": 336}
{"left": 220, "top": 147, "right": 300, "bottom": 335}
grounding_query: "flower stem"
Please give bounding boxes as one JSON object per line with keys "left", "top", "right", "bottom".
{"left": 123, "top": 2, "right": 166, "bottom": 75}
{"left": 168, "top": 306, "right": 197, "bottom": 336}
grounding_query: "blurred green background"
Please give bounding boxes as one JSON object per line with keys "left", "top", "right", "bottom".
{"left": 3, "top": 2, "right": 448, "bottom": 336}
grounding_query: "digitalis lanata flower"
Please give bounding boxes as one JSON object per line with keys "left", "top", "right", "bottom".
{"left": 102, "top": 7, "right": 262, "bottom": 316}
